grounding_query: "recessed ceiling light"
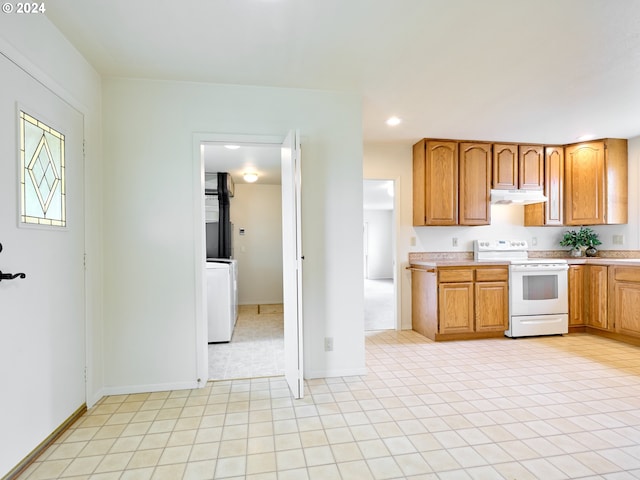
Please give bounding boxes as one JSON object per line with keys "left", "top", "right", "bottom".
{"left": 225, "top": 145, "right": 240, "bottom": 150}
{"left": 243, "top": 172, "right": 259, "bottom": 183}
{"left": 386, "top": 116, "right": 401, "bottom": 127}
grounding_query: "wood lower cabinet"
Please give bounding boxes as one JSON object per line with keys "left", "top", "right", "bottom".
{"left": 412, "top": 264, "right": 508, "bottom": 341}
{"left": 568, "top": 265, "right": 585, "bottom": 327}
{"left": 609, "top": 267, "right": 640, "bottom": 338}
{"left": 586, "top": 265, "right": 609, "bottom": 330}
{"left": 475, "top": 281, "right": 509, "bottom": 332}
{"left": 439, "top": 282, "right": 474, "bottom": 334}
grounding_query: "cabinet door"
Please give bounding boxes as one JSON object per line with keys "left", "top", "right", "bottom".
{"left": 492, "top": 144, "right": 518, "bottom": 189}
{"left": 411, "top": 268, "right": 438, "bottom": 340}
{"left": 518, "top": 145, "right": 544, "bottom": 190}
{"left": 544, "top": 146, "right": 564, "bottom": 225}
{"left": 612, "top": 281, "right": 640, "bottom": 337}
{"left": 438, "top": 282, "right": 474, "bottom": 334}
{"left": 414, "top": 140, "right": 459, "bottom": 225}
{"left": 459, "top": 142, "right": 491, "bottom": 225}
{"left": 475, "top": 281, "right": 508, "bottom": 332}
{"left": 523, "top": 146, "right": 564, "bottom": 226}
{"left": 565, "top": 141, "right": 605, "bottom": 225}
{"left": 568, "top": 265, "right": 585, "bottom": 326}
{"left": 587, "top": 265, "right": 608, "bottom": 329}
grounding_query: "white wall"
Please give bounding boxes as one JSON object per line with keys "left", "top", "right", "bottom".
{"left": 232, "top": 183, "right": 283, "bottom": 305}
{"left": 0, "top": 14, "right": 103, "bottom": 476}
{"left": 364, "top": 209, "right": 393, "bottom": 279}
{"left": 102, "top": 78, "right": 365, "bottom": 389}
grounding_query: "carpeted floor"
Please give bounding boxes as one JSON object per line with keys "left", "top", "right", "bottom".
{"left": 364, "top": 278, "right": 395, "bottom": 331}
{"left": 208, "top": 305, "right": 284, "bottom": 381}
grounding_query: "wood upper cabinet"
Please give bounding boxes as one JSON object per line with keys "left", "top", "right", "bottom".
{"left": 492, "top": 144, "right": 543, "bottom": 190}
{"left": 413, "top": 139, "right": 489, "bottom": 226}
{"left": 459, "top": 142, "right": 491, "bottom": 226}
{"left": 564, "top": 139, "right": 628, "bottom": 225}
{"left": 493, "top": 144, "right": 518, "bottom": 189}
{"left": 586, "top": 265, "right": 609, "bottom": 329}
{"left": 413, "top": 140, "right": 458, "bottom": 226}
{"left": 609, "top": 267, "right": 640, "bottom": 337}
{"left": 568, "top": 264, "right": 585, "bottom": 326}
{"left": 524, "top": 146, "right": 564, "bottom": 226}
{"left": 518, "top": 145, "right": 544, "bottom": 190}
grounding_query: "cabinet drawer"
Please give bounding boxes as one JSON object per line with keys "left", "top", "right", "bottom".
{"left": 475, "top": 267, "right": 509, "bottom": 282}
{"left": 613, "top": 266, "right": 640, "bottom": 283}
{"left": 439, "top": 269, "right": 474, "bottom": 283}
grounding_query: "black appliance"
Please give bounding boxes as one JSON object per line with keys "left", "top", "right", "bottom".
{"left": 205, "top": 172, "right": 233, "bottom": 259}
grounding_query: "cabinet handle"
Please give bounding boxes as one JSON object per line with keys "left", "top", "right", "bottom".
{"left": 406, "top": 267, "right": 435, "bottom": 273}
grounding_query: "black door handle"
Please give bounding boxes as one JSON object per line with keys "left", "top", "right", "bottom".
{"left": 0, "top": 271, "right": 26, "bottom": 282}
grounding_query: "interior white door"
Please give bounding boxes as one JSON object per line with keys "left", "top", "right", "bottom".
{"left": 281, "top": 130, "right": 303, "bottom": 399}
{"left": 0, "top": 52, "right": 85, "bottom": 475}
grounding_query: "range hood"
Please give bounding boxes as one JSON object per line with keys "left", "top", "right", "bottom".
{"left": 490, "top": 189, "right": 547, "bottom": 205}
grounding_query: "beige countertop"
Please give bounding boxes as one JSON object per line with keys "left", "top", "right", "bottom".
{"left": 565, "top": 258, "right": 640, "bottom": 266}
{"left": 409, "top": 256, "right": 640, "bottom": 268}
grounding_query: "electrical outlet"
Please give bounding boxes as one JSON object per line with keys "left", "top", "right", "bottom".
{"left": 613, "top": 234, "right": 624, "bottom": 245}
{"left": 324, "top": 337, "right": 333, "bottom": 352}
{"left": 410, "top": 236, "right": 416, "bottom": 246}
{"left": 531, "top": 237, "right": 538, "bottom": 246}
{"left": 452, "top": 237, "right": 458, "bottom": 247}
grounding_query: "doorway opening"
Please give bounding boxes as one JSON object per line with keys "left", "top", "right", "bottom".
{"left": 201, "top": 140, "right": 285, "bottom": 381}
{"left": 363, "top": 179, "right": 397, "bottom": 331}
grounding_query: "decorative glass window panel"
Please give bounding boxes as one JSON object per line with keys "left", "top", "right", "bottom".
{"left": 19, "top": 111, "right": 66, "bottom": 227}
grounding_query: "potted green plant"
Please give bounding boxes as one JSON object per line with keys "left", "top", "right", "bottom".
{"left": 560, "top": 227, "right": 601, "bottom": 257}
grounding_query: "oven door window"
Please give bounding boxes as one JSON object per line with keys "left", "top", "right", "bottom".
{"left": 522, "top": 275, "right": 558, "bottom": 301}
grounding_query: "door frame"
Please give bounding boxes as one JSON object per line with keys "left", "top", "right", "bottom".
{"left": 363, "top": 177, "right": 400, "bottom": 331}
{"left": 192, "top": 132, "right": 292, "bottom": 385}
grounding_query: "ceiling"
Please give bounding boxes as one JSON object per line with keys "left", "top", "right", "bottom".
{"left": 202, "top": 143, "right": 282, "bottom": 184}
{"left": 45, "top": 0, "right": 640, "bottom": 151}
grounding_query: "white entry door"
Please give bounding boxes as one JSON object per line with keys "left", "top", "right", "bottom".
{"left": 0, "top": 52, "right": 85, "bottom": 475}
{"left": 281, "top": 130, "right": 304, "bottom": 398}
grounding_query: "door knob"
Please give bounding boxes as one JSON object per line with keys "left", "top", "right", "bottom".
{"left": 0, "top": 271, "right": 26, "bottom": 282}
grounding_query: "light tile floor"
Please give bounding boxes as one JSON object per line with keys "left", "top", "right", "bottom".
{"left": 18, "top": 331, "right": 640, "bottom": 479}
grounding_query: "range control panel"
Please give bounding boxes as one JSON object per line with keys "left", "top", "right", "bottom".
{"left": 474, "top": 239, "right": 529, "bottom": 261}
{"left": 475, "top": 239, "right": 529, "bottom": 251}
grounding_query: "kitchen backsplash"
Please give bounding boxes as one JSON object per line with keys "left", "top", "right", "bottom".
{"left": 409, "top": 249, "right": 640, "bottom": 262}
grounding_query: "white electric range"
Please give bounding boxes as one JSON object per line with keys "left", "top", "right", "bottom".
{"left": 474, "top": 240, "right": 569, "bottom": 338}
